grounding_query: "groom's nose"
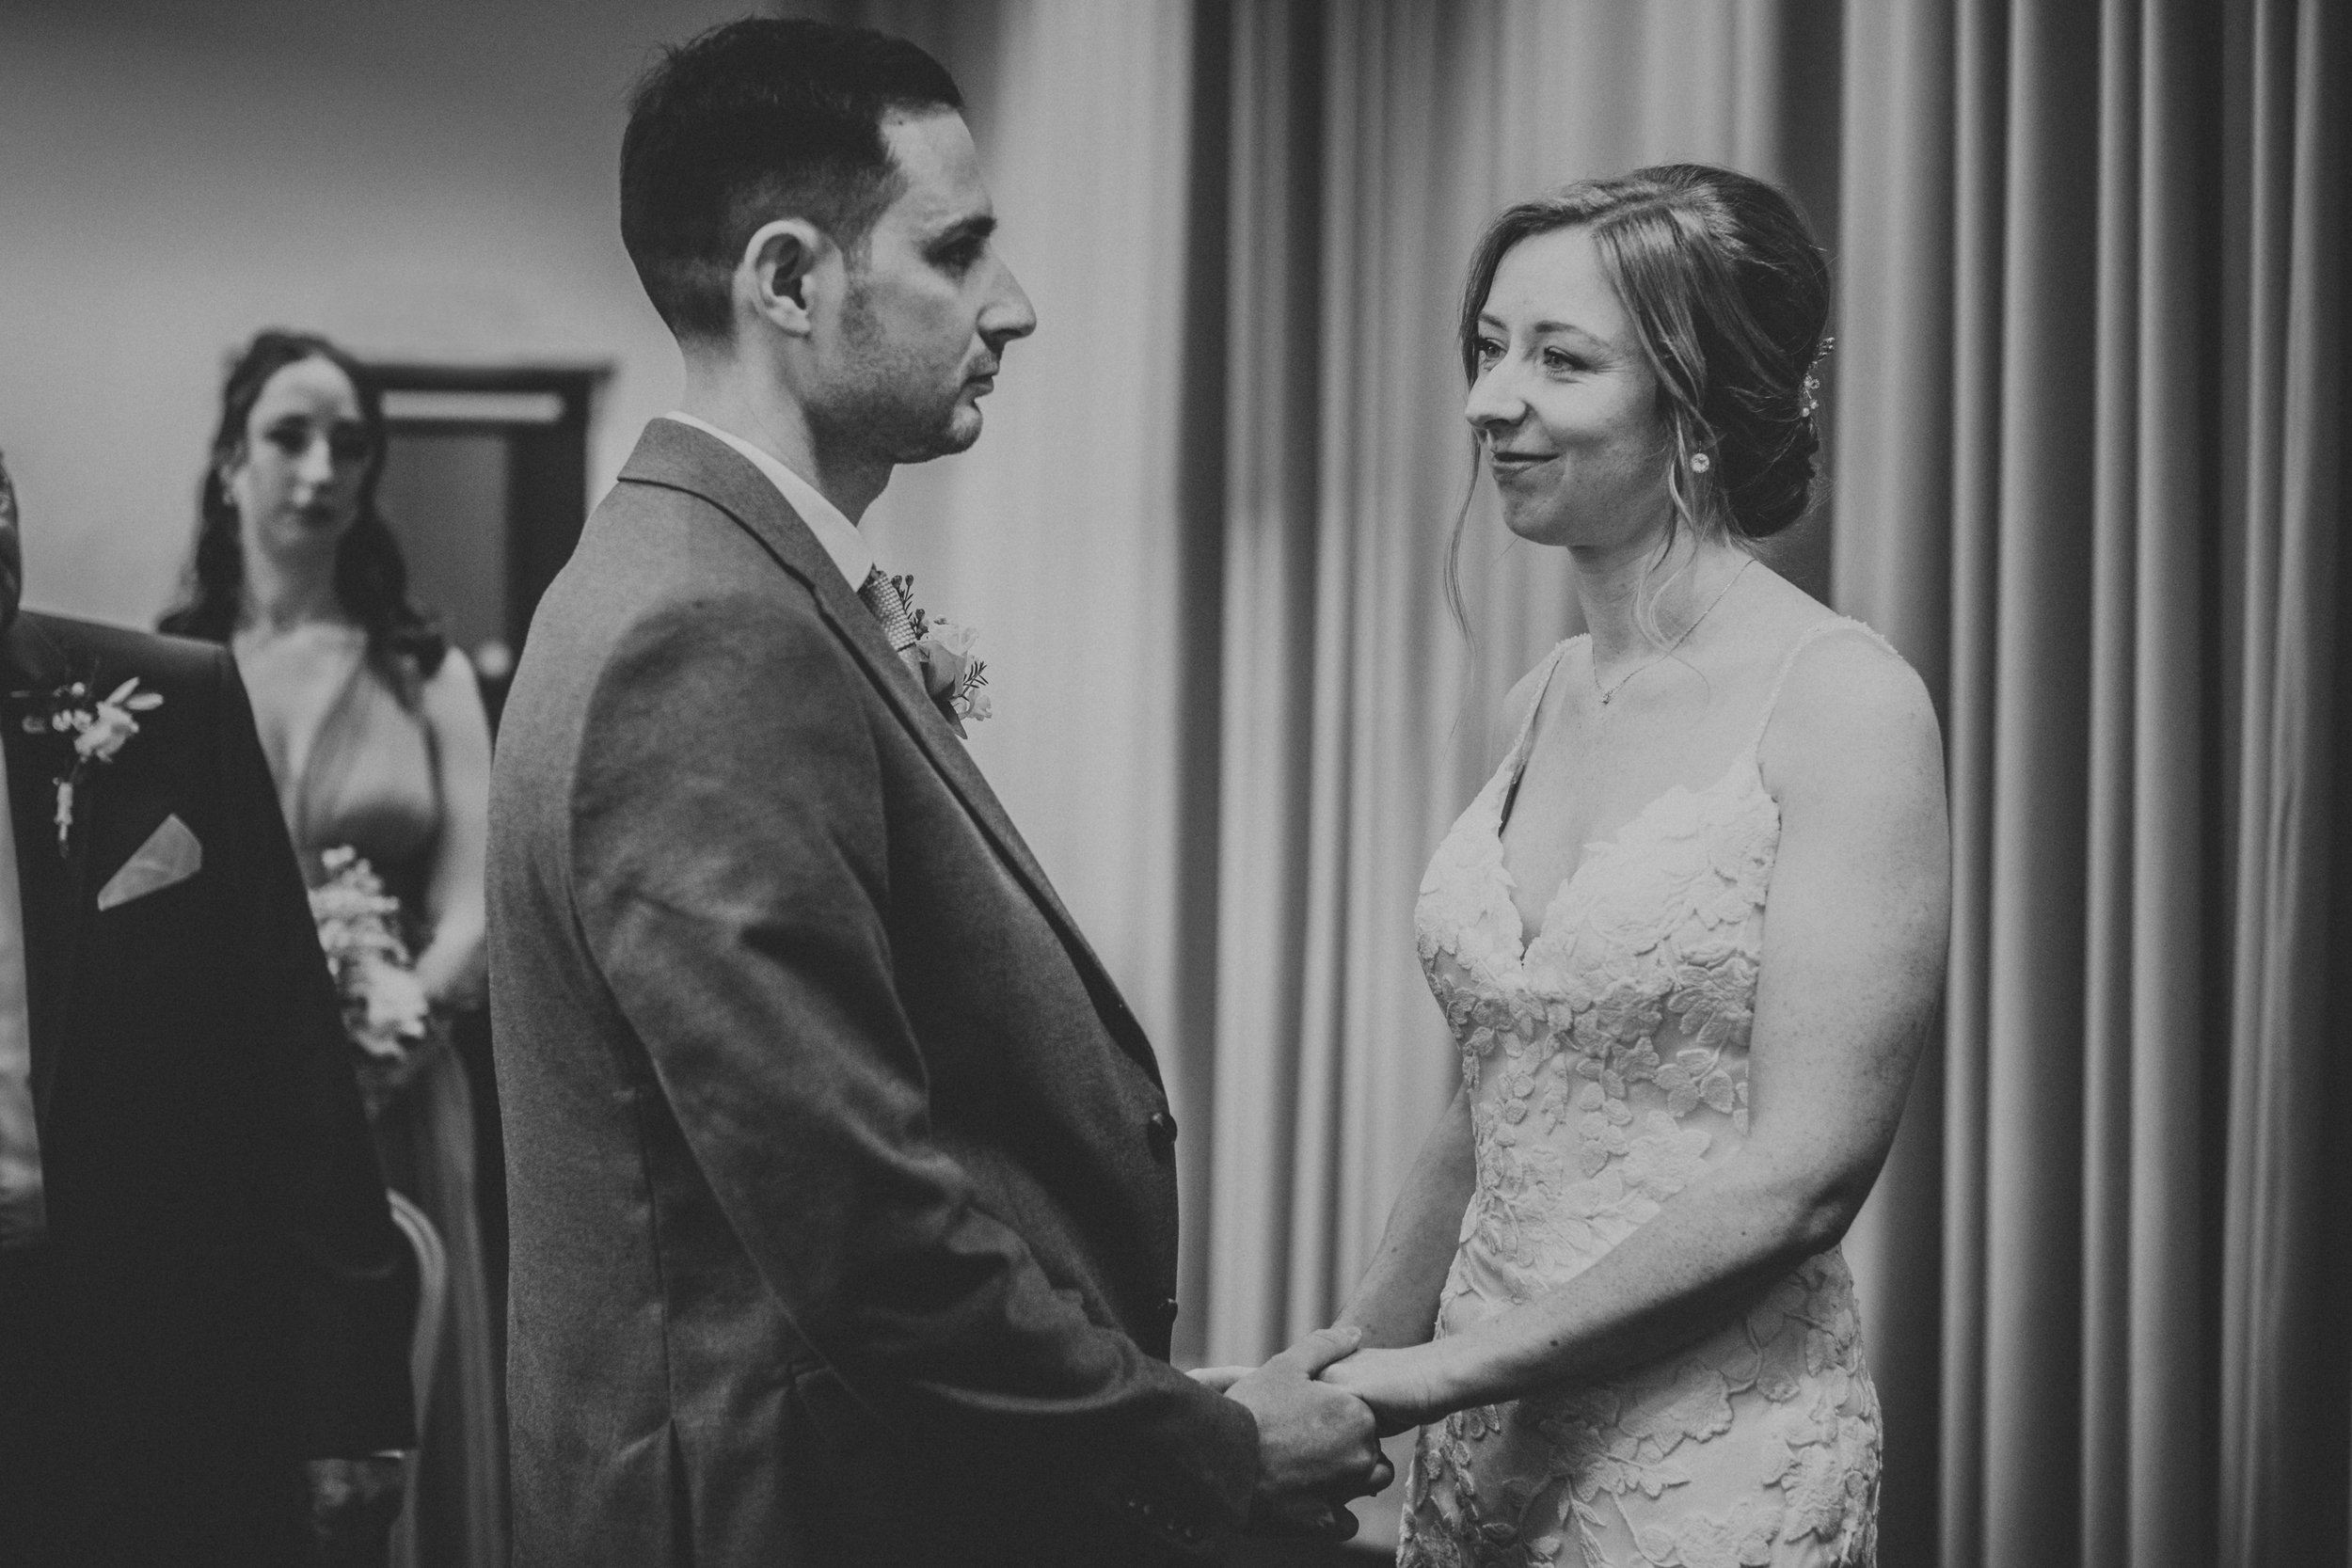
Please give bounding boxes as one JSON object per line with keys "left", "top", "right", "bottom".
{"left": 978, "top": 259, "right": 1037, "bottom": 351}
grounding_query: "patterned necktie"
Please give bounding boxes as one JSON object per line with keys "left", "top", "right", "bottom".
{"left": 858, "top": 567, "right": 921, "bottom": 657}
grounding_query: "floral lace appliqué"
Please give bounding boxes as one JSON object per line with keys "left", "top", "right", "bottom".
{"left": 1402, "top": 637, "right": 1882, "bottom": 1568}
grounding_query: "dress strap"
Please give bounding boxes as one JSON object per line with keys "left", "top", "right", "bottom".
{"left": 1496, "top": 637, "right": 1581, "bottom": 830}
{"left": 1504, "top": 637, "right": 1579, "bottom": 760}
{"left": 1750, "top": 618, "right": 1899, "bottom": 753}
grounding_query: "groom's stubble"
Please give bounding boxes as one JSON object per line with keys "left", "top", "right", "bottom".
{"left": 805, "top": 268, "right": 989, "bottom": 472}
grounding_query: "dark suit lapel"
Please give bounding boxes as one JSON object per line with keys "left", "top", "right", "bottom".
{"left": 617, "top": 421, "right": 1160, "bottom": 1078}
{"left": 2, "top": 615, "right": 91, "bottom": 1116}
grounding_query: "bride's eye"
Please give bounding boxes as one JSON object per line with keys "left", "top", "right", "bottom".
{"left": 1474, "top": 337, "right": 1504, "bottom": 366}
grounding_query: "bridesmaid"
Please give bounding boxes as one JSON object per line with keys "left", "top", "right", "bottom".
{"left": 162, "top": 330, "right": 504, "bottom": 1568}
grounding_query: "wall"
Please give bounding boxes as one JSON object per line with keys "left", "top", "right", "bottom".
{"left": 0, "top": 0, "right": 747, "bottom": 626}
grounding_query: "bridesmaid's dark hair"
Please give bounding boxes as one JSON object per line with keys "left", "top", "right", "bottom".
{"left": 1448, "top": 164, "right": 1832, "bottom": 627}
{"left": 161, "top": 329, "right": 447, "bottom": 678}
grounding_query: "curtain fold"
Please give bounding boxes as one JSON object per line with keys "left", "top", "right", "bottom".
{"left": 2217, "top": 3, "right": 2350, "bottom": 1563}
{"left": 1836, "top": 2, "right": 2348, "bottom": 1563}
{"left": 1831, "top": 4, "right": 1955, "bottom": 1560}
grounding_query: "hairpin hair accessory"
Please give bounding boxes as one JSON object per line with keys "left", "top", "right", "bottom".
{"left": 1798, "top": 335, "right": 1836, "bottom": 420}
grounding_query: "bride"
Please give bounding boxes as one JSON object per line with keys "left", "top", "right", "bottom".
{"left": 1313, "top": 165, "right": 1948, "bottom": 1566}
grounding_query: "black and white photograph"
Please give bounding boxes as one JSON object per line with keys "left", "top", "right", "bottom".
{"left": 0, "top": 3, "right": 2344, "bottom": 1565}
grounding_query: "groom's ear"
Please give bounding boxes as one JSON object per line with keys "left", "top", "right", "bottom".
{"left": 740, "top": 218, "right": 828, "bottom": 339}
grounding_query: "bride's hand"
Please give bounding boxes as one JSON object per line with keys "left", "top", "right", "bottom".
{"left": 1314, "top": 1343, "right": 1455, "bottom": 1438}
{"left": 1187, "top": 1364, "right": 1255, "bottom": 1393}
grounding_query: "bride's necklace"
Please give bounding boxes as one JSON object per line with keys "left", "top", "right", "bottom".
{"left": 1590, "top": 556, "right": 1755, "bottom": 707}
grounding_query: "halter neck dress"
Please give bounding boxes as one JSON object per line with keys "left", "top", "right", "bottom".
{"left": 248, "top": 635, "right": 506, "bottom": 1568}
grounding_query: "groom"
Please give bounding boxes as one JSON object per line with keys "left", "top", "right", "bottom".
{"left": 489, "top": 19, "right": 1384, "bottom": 1566}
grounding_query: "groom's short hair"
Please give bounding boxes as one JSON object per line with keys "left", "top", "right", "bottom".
{"left": 621, "top": 18, "right": 962, "bottom": 343}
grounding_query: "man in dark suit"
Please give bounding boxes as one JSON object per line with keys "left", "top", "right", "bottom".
{"left": 489, "top": 19, "right": 1385, "bottom": 1567}
{"left": 0, "top": 449, "right": 414, "bottom": 1564}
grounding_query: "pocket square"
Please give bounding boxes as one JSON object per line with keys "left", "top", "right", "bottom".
{"left": 96, "top": 814, "right": 203, "bottom": 911}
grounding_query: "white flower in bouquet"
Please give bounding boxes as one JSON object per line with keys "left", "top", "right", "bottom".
{"left": 357, "top": 957, "right": 430, "bottom": 1051}
{"left": 310, "top": 847, "right": 432, "bottom": 1081}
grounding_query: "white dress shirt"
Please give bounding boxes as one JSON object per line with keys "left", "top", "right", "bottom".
{"left": 0, "top": 740, "right": 45, "bottom": 1247}
{"left": 660, "top": 412, "right": 874, "bottom": 592}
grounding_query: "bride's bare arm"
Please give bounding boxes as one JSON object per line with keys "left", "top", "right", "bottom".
{"left": 1331, "top": 1085, "right": 1475, "bottom": 1349}
{"left": 1323, "top": 634, "right": 1948, "bottom": 1430}
{"left": 1323, "top": 654, "right": 1559, "bottom": 1353}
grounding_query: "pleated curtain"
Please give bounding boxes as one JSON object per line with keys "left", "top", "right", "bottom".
{"left": 1836, "top": 1, "right": 2350, "bottom": 1563}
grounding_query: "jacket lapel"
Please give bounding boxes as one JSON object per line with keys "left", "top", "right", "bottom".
{"left": 2, "top": 615, "right": 90, "bottom": 1117}
{"left": 616, "top": 421, "right": 1160, "bottom": 1079}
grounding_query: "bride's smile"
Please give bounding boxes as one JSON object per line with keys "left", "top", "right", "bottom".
{"left": 1464, "top": 223, "right": 1674, "bottom": 554}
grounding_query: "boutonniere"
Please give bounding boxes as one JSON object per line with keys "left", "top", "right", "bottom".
{"left": 891, "top": 580, "right": 992, "bottom": 738}
{"left": 12, "top": 674, "right": 164, "bottom": 854}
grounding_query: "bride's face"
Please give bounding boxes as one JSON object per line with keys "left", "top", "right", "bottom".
{"left": 1466, "top": 225, "right": 1671, "bottom": 551}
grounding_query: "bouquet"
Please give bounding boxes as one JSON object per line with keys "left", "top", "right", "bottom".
{"left": 309, "top": 845, "right": 438, "bottom": 1116}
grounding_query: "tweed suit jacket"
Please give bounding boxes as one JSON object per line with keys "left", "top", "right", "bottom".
{"left": 488, "top": 420, "right": 1260, "bottom": 1567}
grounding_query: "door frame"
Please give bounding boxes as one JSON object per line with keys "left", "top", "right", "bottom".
{"left": 365, "top": 360, "right": 611, "bottom": 686}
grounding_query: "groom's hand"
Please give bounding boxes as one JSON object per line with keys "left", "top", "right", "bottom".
{"left": 1224, "top": 1325, "right": 1387, "bottom": 1541}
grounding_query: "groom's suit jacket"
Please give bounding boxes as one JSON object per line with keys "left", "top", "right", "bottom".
{"left": 489, "top": 420, "right": 1260, "bottom": 1568}
{"left": 0, "top": 612, "right": 413, "bottom": 1565}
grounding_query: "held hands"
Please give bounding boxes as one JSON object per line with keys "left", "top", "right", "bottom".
{"left": 1195, "top": 1329, "right": 1462, "bottom": 1442}
{"left": 1216, "top": 1325, "right": 1393, "bottom": 1541}
{"left": 1313, "top": 1341, "right": 1457, "bottom": 1439}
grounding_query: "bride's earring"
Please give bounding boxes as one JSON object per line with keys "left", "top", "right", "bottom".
{"left": 1690, "top": 451, "right": 1712, "bottom": 474}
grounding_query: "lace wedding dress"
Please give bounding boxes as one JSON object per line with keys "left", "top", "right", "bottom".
{"left": 1398, "top": 622, "right": 1885, "bottom": 1568}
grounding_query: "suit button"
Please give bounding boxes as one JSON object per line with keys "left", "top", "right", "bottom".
{"left": 1145, "top": 1110, "right": 1178, "bottom": 1159}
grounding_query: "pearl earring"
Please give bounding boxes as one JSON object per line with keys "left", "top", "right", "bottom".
{"left": 1690, "top": 451, "right": 1712, "bottom": 474}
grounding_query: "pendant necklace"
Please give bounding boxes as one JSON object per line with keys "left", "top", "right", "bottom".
{"left": 1591, "top": 556, "right": 1755, "bottom": 707}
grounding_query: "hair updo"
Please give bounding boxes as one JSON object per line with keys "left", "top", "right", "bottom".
{"left": 1457, "top": 163, "right": 1831, "bottom": 553}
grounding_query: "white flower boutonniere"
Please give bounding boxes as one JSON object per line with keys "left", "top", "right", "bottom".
{"left": 13, "top": 674, "right": 164, "bottom": 854}
{"left": 884, "top": 585, "right": 988, "bottom": 737}
{"left": 910, "top": 615, "right": 991, "bottom": 737}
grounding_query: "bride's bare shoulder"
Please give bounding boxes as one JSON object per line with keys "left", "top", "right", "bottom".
{"left": 1744, "top": 569, "right": 1921, "bottom": 706}
{"left": 1760, "top": 613, "right": 1942, "bottom": 800}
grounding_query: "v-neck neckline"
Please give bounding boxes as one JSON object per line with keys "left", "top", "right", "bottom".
{"left": 1491, "top": 744, "right": 1762, "bottom": 960}
{"left": 1487, "top": 638, "right": 1763, "bottom": 960}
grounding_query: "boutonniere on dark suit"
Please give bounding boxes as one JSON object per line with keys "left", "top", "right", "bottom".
{"left": 7, "top": 671, "right": 164, "bottom": 854}
{"left": 858, "top": 571, "right": 993, "bottom": 737}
